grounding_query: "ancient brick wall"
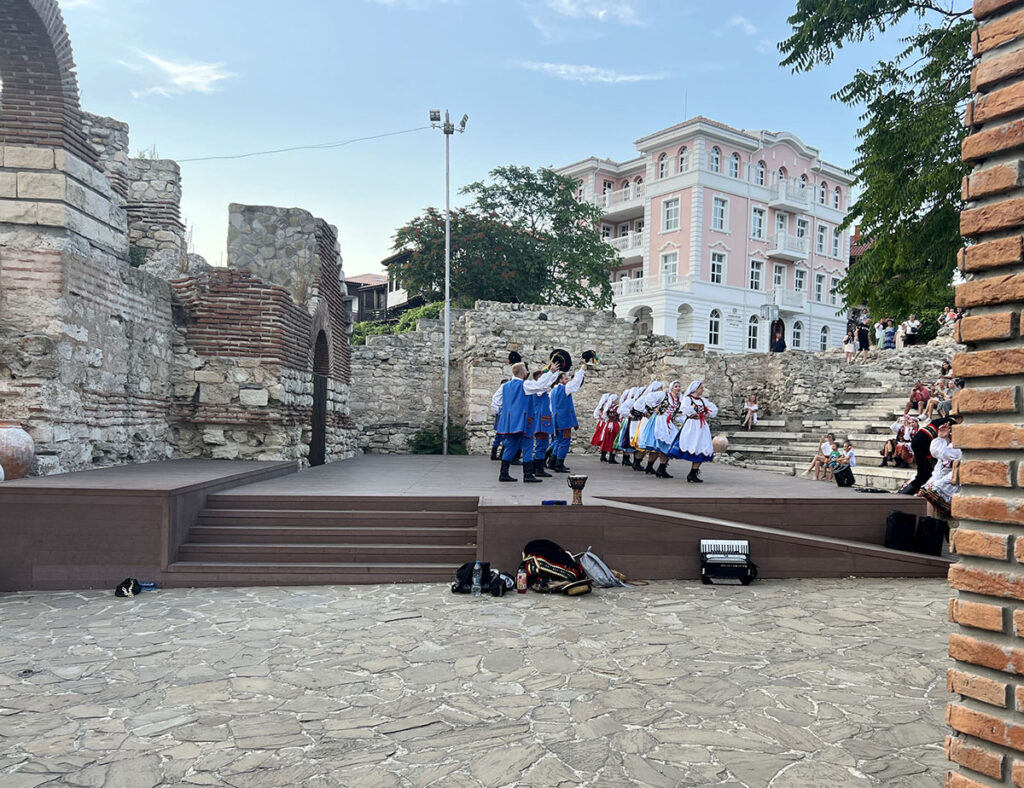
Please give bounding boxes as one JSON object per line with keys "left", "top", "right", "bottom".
{"left": 946, "top": 1, "right": 1024, "bottom": 783}
{"left": 125, "top": 158, "right": 185, "bottom": 258}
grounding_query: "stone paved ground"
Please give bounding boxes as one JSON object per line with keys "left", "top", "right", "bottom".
{"left": 0, "top": 579, "right": 949, "bottom": 787}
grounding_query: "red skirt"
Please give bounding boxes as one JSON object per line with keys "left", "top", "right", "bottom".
{"left": 590, "top": 420, "right": 606, "bottom": 446}
{"left": 600, "top": 421, "right": 621, "bottom": 452}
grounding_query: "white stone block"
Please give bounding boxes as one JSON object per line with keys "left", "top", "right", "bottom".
{"left": 17, "top": 171, "right": 66, "bottom": 200}
{"left": 0, "top": 200, "right": 39, "bottom": 224}
{"left": 0, "top": 172, "right": 16, "bottom": 198}
{"left": 239, "top": 388, "right": 269, "bottom": 406}
{"left": 4, "top": 146, "right": 55, "bottom": 170}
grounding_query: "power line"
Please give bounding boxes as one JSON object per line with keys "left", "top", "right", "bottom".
{"left": 176, "top": 125, "right": 432, "bottom": 163}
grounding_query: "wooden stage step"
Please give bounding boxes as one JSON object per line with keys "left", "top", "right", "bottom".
{"left": 166, "top": 561, "right": 463, "bottom": 586}
{"left": 190, "top": 524, "right": 477, "bottom": 545}
{"left": 205, "top": 494, "right": 478, "bottom": 512}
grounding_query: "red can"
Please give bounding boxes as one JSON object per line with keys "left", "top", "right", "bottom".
{"left": 516, "top": 568, "right": 528, "bottom": 594}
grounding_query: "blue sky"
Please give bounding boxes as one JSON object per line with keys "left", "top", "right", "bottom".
{"left": 60, "top": 0, "right": 916, "bottom": 275}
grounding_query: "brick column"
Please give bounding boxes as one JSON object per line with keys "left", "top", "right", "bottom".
{"left": 948, "top": 2, "right": 1024, "bottom": 784}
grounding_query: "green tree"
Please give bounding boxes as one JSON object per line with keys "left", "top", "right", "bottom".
{"left": 780, "top": 1, "right": 974, "bottom": 320}
{"left": 391, "top": 165, "right": 618, "bottom": 309}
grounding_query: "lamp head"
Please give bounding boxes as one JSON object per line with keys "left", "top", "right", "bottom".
{"left": 459, "top": 114, "right": 469, "bottom": 132}
{"left": 429, "top": 109, "right": 441, "bottom": 123}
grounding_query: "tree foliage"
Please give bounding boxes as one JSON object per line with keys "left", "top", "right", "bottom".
{"left": 780, "top": 1, "right": 974, "bottom": 320}
{"left": 391, "top": 165, "right": 618, "bottom": 309}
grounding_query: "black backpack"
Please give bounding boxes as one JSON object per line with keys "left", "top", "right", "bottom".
{"left": 521, "top": 539, "right": 592, "bottom": 595}
{"left": 451, "top": 562, "right": 515, "bottom": 596}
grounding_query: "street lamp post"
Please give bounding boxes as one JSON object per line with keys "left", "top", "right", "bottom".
{"left": 429, "top": 109, "right": 468, "bottom": 455}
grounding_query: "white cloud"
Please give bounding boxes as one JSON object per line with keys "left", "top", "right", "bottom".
{"left": 544, "top": 0, "right": 640, "bottom": 25}
{"left": 756, "top": 39, "right": 777, "bottom": 55}
{"left": 724, "top": 15, "right": 757, "bottom": 35}
{"left": 515, "top": 60, "right": 664, "bottom": 83}
{"left": 126, "top": 52, "right": 235, "bottom": 99}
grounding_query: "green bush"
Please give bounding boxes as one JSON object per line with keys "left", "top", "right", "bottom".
{"left": 128, "top": 246, "right": 147, "bottom": 268}
{"left": 395, "top": 301, "right": 444, "bottom": 333}
{"left": 351, "top": 320, "right": 392, "bottom": 346}
{"left": 913, "top": 306, "right": 943, "bottom": 345}
{"left": 408, "top": 422, "right": 468, "bottom": 455}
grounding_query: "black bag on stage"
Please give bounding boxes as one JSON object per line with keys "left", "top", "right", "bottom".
{"left": 521, "top": 539, "right": 583, "bottom": 583}
{"left": 834, "top": 466, "right": 855, "bottom": 488}
{"left": 885, "top": 510, "right": 917, "bottom": 552}
{"left": 915, "top": 516, "right": 949, "bottom": 556}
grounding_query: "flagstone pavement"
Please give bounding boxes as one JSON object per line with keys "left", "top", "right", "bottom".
{"left": 0, "top": 578, "right": 949, "bottom": 787}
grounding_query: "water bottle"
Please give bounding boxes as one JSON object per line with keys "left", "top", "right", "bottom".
{"left": 471, "top": 561, "right": 483, "bottom": 597}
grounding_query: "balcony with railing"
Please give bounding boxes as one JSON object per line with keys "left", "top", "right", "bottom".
{"left": 767, "top": 287, "right": 806, "bottom": 310}
{"left": 607, "top": 230, "right": 645, "bottom": 257}
{"left": 590, "top": 183, "right": 645, "bottom": 215}
{"left": 768, "top": 182, "right": 810, "bottom": 213}
{"left": 611, "top": 272, "right": 693, "bottom": 298}
{"left": 767, "top": 230, "right": 808, "bottom": 262}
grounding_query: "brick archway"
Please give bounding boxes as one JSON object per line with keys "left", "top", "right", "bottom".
{"left": 0, "top": 0, "right": 98, "bottom": 168}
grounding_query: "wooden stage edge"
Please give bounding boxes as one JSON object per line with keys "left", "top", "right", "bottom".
{"left": 0, "top": 458, "right": 947, "bottom": 591}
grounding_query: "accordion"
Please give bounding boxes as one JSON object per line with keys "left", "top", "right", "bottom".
{"left": 700, "top": 539, "right": 758, "bottom": 585}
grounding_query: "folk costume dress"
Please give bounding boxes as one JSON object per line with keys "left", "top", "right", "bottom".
{"left": 599, "top": 394, "right": 621, "bottom": 454}
{"left": 918, "top": 437, "right": 962, "bottom": 517}
{"left": 630, "top": 382, "right": 662, "bottom": 451}
{"left": 653, "top": 382, "right": 682, "bottom": 456}
{"left": 670, "top": 381, "right": 719, "bottom": 463}
{"left": 638, "top": 390, "right": 667, "bottom": 451}
{"left": 590, "top": 393, "right": 611, "bottom": 447}
{"left": 616, "top": 389, "right": 639, "bottom": 454}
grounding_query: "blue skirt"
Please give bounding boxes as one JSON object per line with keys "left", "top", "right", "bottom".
{"left": 638, "top": 415, "right": 659, "bottom": 450}
{"left": 666, "top": 432, "right": 713, "bottom": 462}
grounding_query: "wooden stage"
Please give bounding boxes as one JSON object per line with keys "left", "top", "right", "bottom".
{"left": 0, "top": 455, "right": 947, "bottom": 591}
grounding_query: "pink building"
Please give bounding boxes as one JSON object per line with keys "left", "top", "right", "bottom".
{"left": 558, "top": 117, "right": 854, "bottom": 353}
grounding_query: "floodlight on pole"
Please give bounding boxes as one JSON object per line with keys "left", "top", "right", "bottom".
{"left": 429, "top": 108, "right": 469, "bottom": 455}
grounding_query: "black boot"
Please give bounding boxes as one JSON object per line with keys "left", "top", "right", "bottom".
{"left": 499, "top": 461, "right": 516, "bottom": 482}
{"left": 522, "top": 464, "right": 542, "bottom": 483}
{"left": 608, "top": 454, "right": 619, "bottom": 465}
{"left": 600, "top": 452, "right": 607, "bottom": 463}
{"left": 879, "top": 457, "right": 888, "bottom": 467}
{"left": 645, "top": 459, "right": 657, "bottom": 475}
{"left": 656, "top": 463, "right": 672, "bottom": 479}
{"left": 533, "top": 458, "right": 552, "bottom": 478}
{"left": 511, "top": 449, "right": 522, "bottom": 466}
{"left": 622, "top": 455, "right": 634, "bottom": 470}
{"left": 553, "top": 458, "right": 570, "bottom": 473}
{"left": 687, "top": 469, "right": 703, "bottom": 483}
{"left": 491, "top": 444, "right": 501, "bottom": 461}
{"left": 633, "top": 455, "right": 646, "bottom": 471}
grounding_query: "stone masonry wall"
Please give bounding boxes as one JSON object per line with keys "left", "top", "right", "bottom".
{"left": 945, "top": 1, "right": 1024, "bottom": 784}
{"left": 351, "top": 301, "right": 950, "bottom": 455}
{"left": 227, "top": 204, "right": 320, "bottom": 308}
{"left": 80, "top": 112, "right": 130, "bottom": 201}
{"left": 125, "top": 157, "right": 185, "bottom": 258}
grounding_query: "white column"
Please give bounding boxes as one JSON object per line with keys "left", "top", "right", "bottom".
{"left": 651, "top": 306, "right": 675, "bottom": 339}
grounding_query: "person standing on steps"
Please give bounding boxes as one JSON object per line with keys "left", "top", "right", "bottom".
{"left": 549, "top": 365, "right": 587, "bottom": 473}
{"left": 670, "top": 380, "right": 719, "bottom": 483}
{"left": 493, "top": 360, "right": 561, "bottom": 483}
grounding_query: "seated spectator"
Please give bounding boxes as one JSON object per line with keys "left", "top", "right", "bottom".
{"left": 839, "top": 442, "right": 857, "bottom": 468}
{"left": 804, "top": 433, "right": 835, "bottom": 480}
{"left": 823, "top": 442, "right": 844, "bottom": 482}
{"left": 882, "top": 320, "right": 897, "bottom": 349}
{"left": 937, "top": 360, "right": 952, "bottom": 381}
{"left": 923, "top": 379, "right": 948, "bottom": 420}
{"left": 904, "top": 381, "right": 931, "bottom": 416}
{"left": 741, "top": 393, "right": 759, "bottom": 430}
{"left": 938, "top": 378, "right": 964, "bottom": 418}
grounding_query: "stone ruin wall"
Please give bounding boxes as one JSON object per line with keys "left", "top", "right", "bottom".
{"left": 351, "top": 301, "right": 956, "bottom": 456}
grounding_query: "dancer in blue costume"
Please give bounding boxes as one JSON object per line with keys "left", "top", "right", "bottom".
{"left": 494, "top": 360, "right": 561, "bottom": 483}
{"left": 529, "top": 370, "right": 554, "bottom": 479}
{"left": 549, "top": 367, "right": 586, "bottom": 473}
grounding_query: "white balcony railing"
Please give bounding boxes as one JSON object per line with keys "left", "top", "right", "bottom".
{"left": 607, "top": 230, "right": 645, "bottom": 253}
{"left": 769, "top": 182, "right": 810, "bottom": 209}
{"left": 767, "top": 288, "right": 806, "bottom": 309}
{"left": 768, "top": 231, "right": 809, "bottom": 260}
{"left": 611, "top": 273, "right": 692, "bottom": 297}
{"left": 591, "top": 183, "right": 645, "bottom": 210}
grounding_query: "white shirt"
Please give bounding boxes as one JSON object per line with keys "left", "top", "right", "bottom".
{"left": 842, "top": 449, "right": 857, "bottom": 467}
{"left": 490, "top": 369, "right": 560, "bottom": 412}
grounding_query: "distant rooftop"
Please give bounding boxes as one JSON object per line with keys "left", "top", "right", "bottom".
{"left": 346, "top": 273, "right": 387, "bottom": 286}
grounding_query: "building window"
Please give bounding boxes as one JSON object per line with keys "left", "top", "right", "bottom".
{"left": 816, "top": 224, "right": 826, "bottom": 254}
{"left": 773, "top": 263, "right": 785, "bottom": 289}
{"left": 729, "top": 152, "right": 740, "bottom": 178}
{"left": 662, "top": 198, "right": 680, "bottom": 231}
{"left": 775, "top": 212, "right": 787, "bottom": 234}
{"left": 830, "top": 276, "right": 840, "bottom": 306}
{"left": 778, "top": 166, "right": 787, "bottom": 184}
{"left": 819, "top": 325, "right": 830, "bottom": 351}
{"left": 708, "top": 310, "right": 721, "bottom": 346}
{"left": 658, "top": 153, "right": 668, "bottom": 179}
{"left": 815, "top": 273, "right": 825, "bottom": 302}
{"left": 792, "top": 320, "right": 803, "bottom": 349}
{"left": 796, "top": 218, "right": 808, "bottom": 238}
{"left": 794, "top": 269, "right": 806, "bottom": 292}
{"left": 712, "top": 197, "right": 728, "bottom": 231}
{"left": 576, "top": 183, "right": 585, "bottom": 201}
{"left": 601, "top": 225, "right": 612, "bottom": 239}
{"left": 749, "top": 259, "right": 764, "bottom": 291}
{"left": 603, "top": 180, "right": 614, "bottom": 194}
{"left": 756, "top": 161, "right": 766, "bottom": 186}
{"left": 710, "top": 146, "right": 721, "bottom": 173}
{"left": 751, "top": 207, "right": 765, "bottom": 239}
{"left": 748, "top": 316, "right": 759, "bottom": 350}
{"left": 819, "top": 181, "right": 828, "bottom": 204}
{"left": 833, "top": 186, "right": 841, "bottom": 209}
{"left": 633, "top": 177, "right": 643, "bottom": 198}
{"left": 621, "top": 179, "right": 630, "bottom": 192}
{"left": 832, "top": 227, "right": 841, "bottom": 257}
{"left": 618, "top": 222, "right": 630, "bottom": 238}
{"left": 679, "top": 146, "right": 689, "bottom": 172}
{"left": 660, "top": 251, "right": 678, "bottom": 283}
{"left": 710, "top": 251, "right": 725, "bottom": 284}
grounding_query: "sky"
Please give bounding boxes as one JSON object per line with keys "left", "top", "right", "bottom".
{"left": 58, "top": 0, "right": 918, "bottom": 276}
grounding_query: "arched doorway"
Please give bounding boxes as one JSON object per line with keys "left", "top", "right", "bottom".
{"left": 629, "top": 306, "right": 653, "bottom": 334}
{"left": 309, "top": 330, "right": 330, "bottom": 467}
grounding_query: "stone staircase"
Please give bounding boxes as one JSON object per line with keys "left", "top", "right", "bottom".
{"left": 722, "top": 370, "right": 922, "bottom": 491}
{"left": 168, "top": 494, "right": 478, "bottom": 585}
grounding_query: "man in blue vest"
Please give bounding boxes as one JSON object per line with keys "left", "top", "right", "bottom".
{"left": 549, "top": 367, "right": 586, "bottom": 473}
{"left": 494, "top": 360, "right": 561, "bottom": 483}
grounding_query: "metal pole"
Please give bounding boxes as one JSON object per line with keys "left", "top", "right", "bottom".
{"left": 442, "top": 111, "right": 451, "bottom": 456}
